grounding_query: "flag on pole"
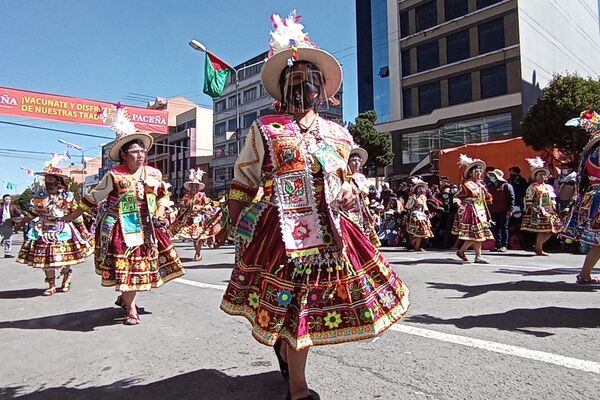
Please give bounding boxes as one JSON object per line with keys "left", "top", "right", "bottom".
{"left": 203, "top": 52, "right": 231, "bottom": 99}
{"left": 6, "top": 182, "right": 16, "bottom": 190}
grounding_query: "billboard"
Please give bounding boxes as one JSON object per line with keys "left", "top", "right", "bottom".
{"left": 0, "top": 86, "right": 168, "bottom": 134}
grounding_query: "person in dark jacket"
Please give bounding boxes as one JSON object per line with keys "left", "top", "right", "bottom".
{"left": 508, "top": 166, "right": 528, "bottom": 211}
{"left": 0, "top": 194, "right": 23, "bottom": 258}
{"left": 487, "top": 169, "right": 515, "bottom": 252}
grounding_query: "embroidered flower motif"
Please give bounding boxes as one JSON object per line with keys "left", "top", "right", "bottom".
{"left": 269, "top": 121, "right": 285, "bottom": 131}
{"left": 258, "top": 309, "right": 271, "bottom": 328}
{"left": 115, "top": 259, "right": 128, "bottom": 270}
{"left": 297, "top": 318, "right": 308, "bottom": 335}
{"left": 276, "top": 289, "right": 293, "bottom": 306}
{"left": 292, "top": 222, "right": 310, "bottom": 240}
{"left": 323, "top": 311, "right": 342, "bottom": 329}
{"left": 102, "top": 270, "right": 111, "bottom": 279}
{"left": 248, "top": 292, "right": 260, "bottom": 309}
{"left": 360, "top": 308, "right": 374, "bottom": 323}
{"left": 159, "top": 268, "right": 167, "bottom": 277}
{"left": 380, "top": 290, "right": 396, "bottom": 309}
{"left": 306, "top": 289, "right": 322, "bottom": 307}
{"left": 238, "top": 274, "right": 246, "bottom": 282}
{"left": 336, "top": 285, "right": 348, "bottom": 300}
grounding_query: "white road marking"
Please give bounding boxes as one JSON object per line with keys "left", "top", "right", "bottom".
{"left": 175, "top": 277, "right": 600, "bottom": 374}
{"left": 389, "top": 324, "right": 600, "bottom": 374}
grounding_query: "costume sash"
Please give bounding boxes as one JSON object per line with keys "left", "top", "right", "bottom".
{"left": 257, "top": 114, "right": 352, "bottom": 265}
{"left": 118, "top": 190, "right": 144, "bottom": 247}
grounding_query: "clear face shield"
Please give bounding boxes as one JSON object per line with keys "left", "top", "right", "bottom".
{"left": 280, "top": 62, "right": 328, "bottom": 113}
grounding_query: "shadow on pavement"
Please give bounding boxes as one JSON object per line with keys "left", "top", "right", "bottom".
{"left": 0, "top": 307, "right": 151, "bottom": 332}
{"left": 392, "top": 258, "right": 464, "bottom": 266}
{"left": 180, "top": 262, "right": 234, "bottom": 270}
{"left": 494, "top": 268, "right": 582, "bottom": 277}
{"left": 0, "top": 288, "right": 45, "bottom": 299}
{"left": 425, "top": 280, "right": 600, "bottom": 298}
{"left": 482, "top": 252, "right": 537, "bottom": 257}
{"left": 0, "top": 369, "right": 286, "bottom": 400}
{"left": 406, "top": 306, "right": 600, "bottom": 337}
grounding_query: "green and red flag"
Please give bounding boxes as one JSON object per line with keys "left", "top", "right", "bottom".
{"left": 203, "top": 52, "right": 231, "bottom": 99}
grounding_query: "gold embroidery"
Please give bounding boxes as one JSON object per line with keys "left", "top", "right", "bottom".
{"left": 230, "top": 188, "right": 254, "bottom": 203}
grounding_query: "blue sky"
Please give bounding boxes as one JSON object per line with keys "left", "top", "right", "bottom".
{"left": 0, "top": 0, "right": 358, "bottom": 192}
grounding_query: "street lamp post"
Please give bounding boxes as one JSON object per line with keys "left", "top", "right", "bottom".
{"left": 188, "top": 39, "right": 265, "bottom": 156}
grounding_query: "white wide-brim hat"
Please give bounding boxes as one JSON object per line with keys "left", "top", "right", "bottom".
{"left": 108, "top": 133, "right": 154, "bottom": 162}
{"left": 349, "top": 147, "right": 368, "bottom": 167}
{"left": 463, "top": 160, "right": 486, "bottom": 178}
{"left": 261, "top": 47, "right": 342, "bottom": 101}
{"left": 183, "top": 181, "right": 205, "bottom": 191}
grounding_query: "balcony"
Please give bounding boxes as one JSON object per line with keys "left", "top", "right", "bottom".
{"left": 213, "top": 155, "right": 237, "bottom": 167}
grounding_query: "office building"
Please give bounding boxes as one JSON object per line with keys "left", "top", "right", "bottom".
{"left": 357, "top": 0, "right": 600, "bottom": 175}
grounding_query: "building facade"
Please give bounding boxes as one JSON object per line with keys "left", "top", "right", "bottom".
{"left": 357, "top": 0, "right": 600, "bottom": 175}
{"left": 211, "top": 51, "right": 344, "bottom": 196}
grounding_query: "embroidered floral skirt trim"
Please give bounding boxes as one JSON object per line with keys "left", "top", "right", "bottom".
{"left": 17, "top": 222, "right": 94, "bottom": 269}
{"left": 451, "top": 204, "right": 494, "bottom": 241}
{"left": 95, "top": 221, "right": 185, "bottom": 292}
{"left": 220, "top": 206, "right": 410, "bottom": 350}
{"left": 521, "top": 208, "right": 562, "bottom": 233}
{"left": 406, "top": 218, "right": 434, "bottom": 238}
{"left": 562, "top": 188, "right": 600, "bottom": 245}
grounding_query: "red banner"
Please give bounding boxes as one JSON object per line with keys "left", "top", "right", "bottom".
{"left": 0, "top": 86, "right": 168, "bottom": 134}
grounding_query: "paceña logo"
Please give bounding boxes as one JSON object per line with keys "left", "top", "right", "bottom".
{"left": 0, "top": 94, "right": 18, "bottom": 106}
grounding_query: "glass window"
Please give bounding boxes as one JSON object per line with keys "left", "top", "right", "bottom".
{"left": 243, "top": 87, "right": 257, "bottom": 103}
{"left": 446, "top": 29, "right": 470, "bottom": 63}
{"left": 445, "top": 0, "right": 468, "bottom": 21}
{"left": 259, "top": 108, "right": 271, "bottom": 116}
{"left": 228, "top": 96, "right": 237, "bottom": 109}
{"left": 448, "top": 73, "right": 472, "bottom": 105}
{"left": 418, "top": 81, "right": 441, "bottom": 115}
{"left": 416, "top": 1, "right": 437, "bottom": 32}
{"left": 243, "top": 112, "right": 257, "bottom": 128}
{"left": 477, "top": 0, "right": 502, "bottom": 9}
{"left": 401, "top": 129, "right": 440, "bottom": 164}
{"left": 227, "top": 119, "right": 237, "bottom": 131}
{"left": 480, "top": 64, "right": 507, "bottom": 98}
{"left": 401, "top": 49, "right": 411, "bottom": 76}
{"left": 417, "top": 41, "right": 439, "bottom": 72}
{"left": 215, "top": 100, "right": 226, "bottom": 112}
{"left": 478, "top": 18, "right": 505, "bottom": 54}
{"left": 215, "top": 122, "right": 226, "bottom": 135}
{"left": 228, "top": 142, "right": 238, "bottom": 156}
{"left": 400, "top": 11, "right": 410, "bottom": 38}
{"left": 259, "top": 84, "right": 268, "bottom": 97}
{"left": 403, "top": 88, "right": 413, "bottom": 118}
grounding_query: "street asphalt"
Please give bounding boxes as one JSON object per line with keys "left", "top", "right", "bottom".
{"left": 1, "top": 237, "right": 599, "bottom": 400}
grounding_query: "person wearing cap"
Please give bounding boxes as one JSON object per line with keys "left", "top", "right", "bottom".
{"left": 62, "top": 105, "right": 184, "bottom": 325}
{"left": 344, "top": 147, "right": 380, "bottom": 246}
{"left": 521, "top": 157, "right": 562, "bottom": 256}
{"left": 405, "top": 178, "right": 433, "bottom": 251}
{"left": 217, "top": 12, "right": 409, "bottom": 400}
{"left": 13, "top": 163, "right": 94, "bottom": 296}
{"left": 486, "top": 169, "right": 515, "bottom": 252}
{"left": 169, "top": 168, "right": 212, "bottom": 261}
{"left": 452, "top": 154, "right": 494, "bottom": 263}
{"left": 563, "top": 110, "right": 600, "bottom": 283}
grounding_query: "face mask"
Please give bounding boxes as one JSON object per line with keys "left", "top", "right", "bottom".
{"left": 450, "top": 188, "right": 458, "bottom": 194}
{"left": 488, "top": 176, "right": 497, "bottom": 183}
{"left": 286, "top": 81, "right": 320, "bottom": 109}
{"left": 442, "top": 194, "right": 449, "bottom": 199}
{"left": 561, "top": 169, "right": 571, "bottom": 174}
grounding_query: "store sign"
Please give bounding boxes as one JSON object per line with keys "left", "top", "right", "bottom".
{"left": 0, "top": 86, "right": 168, "bottom": 133}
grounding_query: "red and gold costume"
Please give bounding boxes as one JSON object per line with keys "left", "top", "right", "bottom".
{"left": 17, "top": 190, "right": 94, "bottom": 268}
{"left": 406, "top": 193, "right": 433, "bottom": 239}
{"left": 81, "top": 165, "right": 184, "bottom": 291}
{"left": 452, "top": 180, "right": 494, "bottom": 241}
{"left": 221, "top": 114, "right": 409, "bottom": 350}
{"left": 522, "top": 183, "right": 562, "bottom": 233}
{"left": 170, "top": 192, "right": 212, "bottom": 239}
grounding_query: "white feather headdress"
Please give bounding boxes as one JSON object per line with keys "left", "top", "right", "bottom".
{"left": 526, "top": 157, "right": 545, "bottom": 170}
{"left": 457, "top": 154, "right": 474, "bottom": 167}
{"left": 268, "top": 10, "right": 312, "bottom": 58}
{"left": 99, "top": 105, "right": 136, "bottom": 137}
